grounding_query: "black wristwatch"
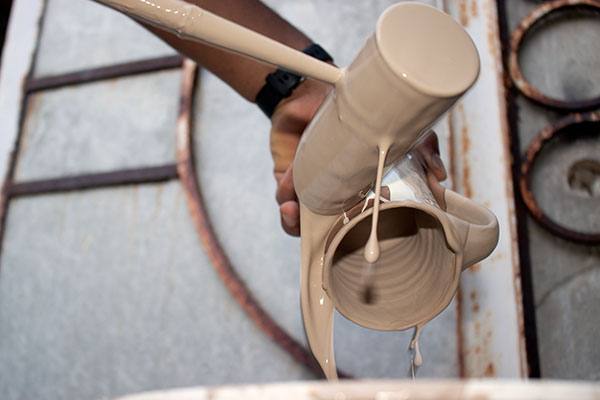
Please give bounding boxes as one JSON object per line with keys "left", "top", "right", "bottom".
{"left": 255, "top": 44, "right": 333, "bottom": 118}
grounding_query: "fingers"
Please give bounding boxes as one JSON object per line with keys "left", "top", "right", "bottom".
{"left": 280, "top": 200, "right": 300, "bottom": 236}
{"left": 275, "top": 164, "right": 296, "bottom": 205}
{"left": 415, "top": 130, "right": 447, "bottom": 181}
{"left": 270, "top": 129, "right": 301, "bottom": 177}
{"left": 276, "top": 164, "right": 300, "bottom": 236}
{"left": 426, "top": 169, "right": 447, "bottom": 210}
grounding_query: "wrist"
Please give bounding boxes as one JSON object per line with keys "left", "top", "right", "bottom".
{"left": 254, "top": 44, "right": 334, "bottom": 118}
{"left": 271, "top": 77, "right": 333, "bottom": 122}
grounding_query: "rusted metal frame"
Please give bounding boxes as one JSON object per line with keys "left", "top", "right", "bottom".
{"left": 444, "top": 0, "right": 528, "bottom": 378}
{"left": 2, "top": 0, "right": 331, "bottom": 378}
{"left": 25, "top": 54, "right": 184, "bottom": 93}
{"left": 174, "top": 59, "right": 341, "bottom": 379}
{"left": 6, "top": 164, "right": 179, "bottom": 197}
{"left": 508, "top": 0, "right": 600, "bottom": 111}
{"left": 519, "top": 112, "right": 600, "bottom": 244}
{"left": 497, "top": 0, "right": 542, "bottom": 377}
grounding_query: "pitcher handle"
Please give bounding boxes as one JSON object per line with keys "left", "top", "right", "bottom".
{"left": 444, "top": 189, "right": 499, "bottom": 270}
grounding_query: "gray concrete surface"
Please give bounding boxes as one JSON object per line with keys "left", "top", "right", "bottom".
{"left": 0, "top": 183, "right": 313, "bottom": 400}
{"left": 504, "top": 1, "right": 600, "bottom": 380}
{"left": 15, "top": 70, "right": 181, "bottom": 181}
{"left": 33, "top": 0, "right": 175, "bottom": 77}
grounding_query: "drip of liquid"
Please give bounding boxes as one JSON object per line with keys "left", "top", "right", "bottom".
{"left": 410, "top": 325, "right": 424, "bottom": 380}
{"left": 361, "top": 141, "right": 391, "bottom": 303}
{"left": 363, "top": 142, "right": 391, "bottom": 264}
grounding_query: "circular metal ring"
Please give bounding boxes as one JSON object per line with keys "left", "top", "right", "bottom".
{"left": 508, "top": 0, "right": 600, "bottom": 111}
{"left": 519, "top": 111, "right": 600, "bottom": 244}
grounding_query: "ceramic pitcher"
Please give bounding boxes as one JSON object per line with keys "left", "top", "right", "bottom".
{"left": 299, "top": 155, "right": 499, "bottom": 379}
{"left": 293, "top": 2, "right": 480, "bottom": 215}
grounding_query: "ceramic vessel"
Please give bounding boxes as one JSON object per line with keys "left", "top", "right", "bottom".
{"left": 293, "top": 2, "right": 480, "bottom": 215}
{"left": 299, "top": 154, "right": 499, "bottom": 380}
{"left": 323, "top": 155, "right": 498, "bottom": 331}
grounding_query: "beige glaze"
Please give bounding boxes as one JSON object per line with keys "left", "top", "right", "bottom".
{"left": 300, "top": 154, "right": 498, "bottom": 379}
{"left": 294, "top": 3, "right": 495, "bottom": 380}
{"left": 95, "top": 0, "right": 342, "bottom": 84}
{"left": 300, "top": 155, "right": 499, "bottom": 380}
{"left": 293, "top": 3, "right": 480, "bottom": 215}
{"left": 363, "top": 141, "right": 391, "bottom": 264}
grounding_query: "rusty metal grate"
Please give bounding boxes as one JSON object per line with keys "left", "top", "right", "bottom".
{"left": 0, "top": 11, "right": 331, "bottom": 378}
{"left": 498, "top": 0, "right": 600, "bottom": 378}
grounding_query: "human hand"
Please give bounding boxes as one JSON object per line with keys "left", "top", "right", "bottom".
{"left": 270, "top": 78, "right": 332, "bottom": 236}
{"left": 270, "top": 80, "right": 448, "bottom": 236}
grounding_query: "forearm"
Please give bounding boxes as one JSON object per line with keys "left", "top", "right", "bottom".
{"left": 143, "top": 0, "right": 313, "bottom": 101}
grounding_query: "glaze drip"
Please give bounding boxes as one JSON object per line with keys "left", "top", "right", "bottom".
{"left": 362, "top": 141, "right": 391, "bottom": 303}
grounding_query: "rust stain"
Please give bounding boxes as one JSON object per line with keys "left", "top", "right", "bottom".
{"left": 468, "top": 263, "right": 481, "bottom": 274}
{"left": 475, "top": 346, "right": 480, "bottom": 354}
{"left": 457, "top": 103, "right": 473, "bottom": 198}
{"left": 471, "top": 0, "right": 478, "bottom": 18}
{"left": 459, "top": 0, "right": 469, "bottom": 26}
{"left": 507, "top": 0, "right": 600, "bottom": 111}
{"left": 519, "top": 112, "right": 600, "bottom": 243}
{"left": 472, "top": 303, "right": 480, "bottom": 313}
{"left": 484, "top": 362, "right": 496, "bottom": 377}
{"left": 470, "top": 290, "right": 476, "bottom": 301}
{"left": 475, "top": 321, "right": 481, "bottom": 336}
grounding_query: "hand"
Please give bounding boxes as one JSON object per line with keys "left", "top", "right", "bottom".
{"left": 269, "top": 81, "right": 448, "bottom": 236}
{"left": 270, "top": 78, "right": 332, "bottom": 236}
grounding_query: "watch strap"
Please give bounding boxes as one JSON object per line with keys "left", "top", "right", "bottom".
{"left": 255, "top": 44, "right": 333, "bottom": 118}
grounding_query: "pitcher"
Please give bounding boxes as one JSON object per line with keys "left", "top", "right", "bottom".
{"left": 299, "top": 154, "right": 499, "bottom": 379}
{"left": 95, "top": 0, "right": 499, "bottom": 382}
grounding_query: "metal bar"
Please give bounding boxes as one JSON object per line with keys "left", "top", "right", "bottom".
{"left": 7, "top": 164, "right": 179, "bottom": 197}
{"left": 507, "top": 0, "right": 600, "bottom": 112}
{"left": 443, "top": 0, "right": 528, "bottom": 378}
{"left": 519, "top": 112, "right": 600, "bottom": 244}
{"left": 497, "top": 0, "right": 542, "bottom": 378}
{"left": 24, "top": 54, "right": 183, "bottom": 93}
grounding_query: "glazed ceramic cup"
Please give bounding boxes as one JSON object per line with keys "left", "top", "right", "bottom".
{"left": 320, "top": 155, "right": 499, "bottom": 331}
{"left": 293, "top": 2, "right": 480, "bottom": 215}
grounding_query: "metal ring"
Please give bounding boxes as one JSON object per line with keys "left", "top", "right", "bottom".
{"left": 508, "top": 0, "right": 600, "bottom": 111}
{"left": 519, "top": 111, "right": 600, "bottom": 244}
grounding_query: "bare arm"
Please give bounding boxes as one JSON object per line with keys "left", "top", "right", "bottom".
{"left": 129, "top": 0, "right": 447, "bottom": 236}
{"left": 143, "top": 0, "right": 313, "bottom": 101}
